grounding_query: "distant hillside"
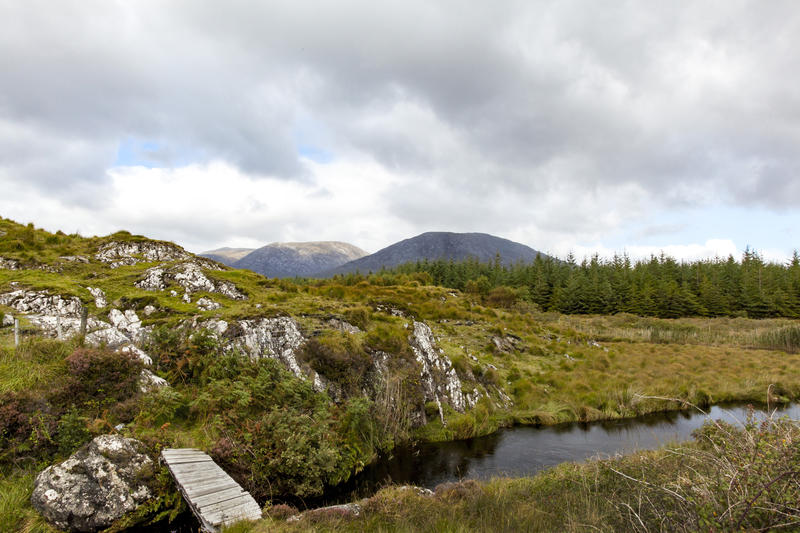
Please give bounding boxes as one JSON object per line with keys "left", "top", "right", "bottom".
{"left": 322, "top": 232, "right": 547, "bottom": 276}
{"left": 234, "top": 242, "right": 368, "bottom": 278}
{"left": 200, "top": 247, "right": 254, "bottom": 266}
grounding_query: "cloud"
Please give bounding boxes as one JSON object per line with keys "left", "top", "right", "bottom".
{"left": 2, "top": 1, "right": 800, "bottom": 254}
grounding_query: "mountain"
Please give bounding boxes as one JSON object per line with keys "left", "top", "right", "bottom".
{"left": 322, "top": 231, "right": 547, "bottom": 276}
{"left": 200, "top": 247, "right": 254, "bottom": 266}
{"left": 234, "top": 241, "right": 368, "bottom": 278}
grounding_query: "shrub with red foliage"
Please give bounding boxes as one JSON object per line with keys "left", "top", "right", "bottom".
{"left": 64, "top": 348, "right": 143, "bottom": 404}
{"left": 265, "top": 503, "right": 298, "bottom": 520}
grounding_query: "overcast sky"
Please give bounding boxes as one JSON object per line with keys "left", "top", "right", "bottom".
{"left": 2, "top": 1, "right": 800, "bottom": 262}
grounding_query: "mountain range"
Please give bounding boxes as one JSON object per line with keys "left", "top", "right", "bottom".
{"left": 203, "top": 232, "right": 547, "bottom": 278}
{"left": 322, "top": 232, "right": 546, "bottom": 277}
{"left": 202, "top": 242, "right": 367, "bottom": 278}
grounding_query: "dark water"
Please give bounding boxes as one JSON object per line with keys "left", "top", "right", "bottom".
{"left": 313, "top": 402, "right": 800, "bottom": 506}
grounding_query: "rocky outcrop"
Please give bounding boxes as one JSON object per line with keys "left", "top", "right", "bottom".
{"left": 0, "top": 289, "right": 83, "bottom": 317}
{"left": 0, "top": 257, "right": 20, "bottom": 269}
{"left": 327, "top": 318, "right": 361, "bottom": 334}
{"left": 108, "top": 309, "right": 144, "bottom": 342}
{"left": 136, "top": 262, "right": 245, "bottom": 300}
{"left": 31, "top": 435, "right": 154, "bottom": 532}
{"left": 95, "top": 240, "right": 191, "bottom": 268}
{"left": 86, "top": 287, "right": 107, "bottom": 309}
{"left": 287, "top": 502, "right": 363, "bottom": 522}
{"left": 196, "top": 297, "right": 221, "bottom": 311}
{"left": 59, "top": 255, "right": 89, "bottom": 263}
{"left": 491, "top": 335, "right": 521, "bottom": 353}
{"left": 203, "top": 316, "right": 305, "bottom": 378}
{"left": 409, "top": 321, "right": 475, "bottom": 416}
{"left": 139, "top": 369, "right": 169, "bottom": 392}
{"left": 0, "top": 289, "right": 164, "bottom": 392}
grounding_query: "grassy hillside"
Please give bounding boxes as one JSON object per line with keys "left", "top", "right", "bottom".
{"left": 2, "top": 216, "right": 800, "bottom": 531}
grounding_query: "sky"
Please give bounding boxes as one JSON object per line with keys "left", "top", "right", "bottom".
{"left": 2, "top": 1, "right": 800, "bottom": 262}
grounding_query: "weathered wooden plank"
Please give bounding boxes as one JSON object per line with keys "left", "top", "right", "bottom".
{"left": 199, "top": 494, "right": 257, "bottom": 514}
{"left": 172, "top": 471, "right": 229, "bottom": 484}
{"left": 204, "top": 501, "right": 263, "bottom": 526}
{"left": 162, "top": 450, "right": 209, "bottom": 456}
{"left": 165, "top": 456, "right": 215, "bottom": 465}
{"left": 162, "top": 448, "right": 261, "bottom": 532}
{"left": 163, "top": 453, "right": 208, "bottom": 460}
{"left": 184, "top": 481, "right": 241, "bottom": 499}
{"left": 168, "top": 462, "right": 219, "bottom": 472}
{"left": 191, "top": 487, "right": 247, "bottom": 508}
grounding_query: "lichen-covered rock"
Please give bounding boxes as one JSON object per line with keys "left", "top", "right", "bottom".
{"left": 136, "top": 262, "right": 246, "bottom": 300}
{"left": 95, "top": 240, "right": 190, "bottom": 268}
{"left": 59, "top": 255, "right": 89, "bottom": 263}
{"left": 135, "top": 267, "right": 167, "bottom": 291}
{"left": 84, "top": 323, "right": 132, "bottom": 347}
{"left": 197, "top": 296, "right": 220, "bottom": 311}
{"left": 2, "top": 314, "right": 13, "bottom": 327}
{"left": 0, "top": 257, "right": 20, "bottom": 269}
{"left": 108, "top": 309, "right": 143, "bottom": 341}
{"left": 203, "top": 316, "right": 305, "bottom": 378}
{"left": 139, "top": 369, "right": 168, "bottom": 392}
{"left": 288, "top": 502, "right": 363, "bottom": 522}
{"left": 31, "top": 435, "right": 154, "bottom": 532}
{"left": 0, "top": 289, "right": 83, "bottom": 317}
{"left": 409, "top": 321, "right": 468, "bottom": 414}
{"left": 118, "top": 344, "right": 153, "bottom": 366}
{"left": 87, "top": 287, "right": 107, "bottom": 308}
{"left": 327, "top": 318, "right": 361, "bottom": 334}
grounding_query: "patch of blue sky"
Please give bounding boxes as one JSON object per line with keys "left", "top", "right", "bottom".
{"left": 609, "top": 205, "right": 800, "bottom": 258}
{"left": 297, "top": 144, "right": 333, "bottom": 163}
{"left": 292, "top": 113, "right": 334, "bottom": 164}
{"left": 113, "top": 138, "right": 204, "bottom": 168}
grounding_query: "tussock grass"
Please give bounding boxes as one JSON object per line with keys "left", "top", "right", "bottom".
{"left": 0, "top": 472, "right": 55, "bottom": 533}
{"left": 0, "top": 337, "right": 73, "bottom": 394}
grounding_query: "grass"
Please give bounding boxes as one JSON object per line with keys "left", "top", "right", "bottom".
{"left": 0, "top": 337, "right": 73, "bottom": 394}
{"left": 0, "top": 472, "right": 55, "bottom": 533}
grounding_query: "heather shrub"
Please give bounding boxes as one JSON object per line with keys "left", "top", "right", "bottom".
{"left": 64, "top": 347, "right": 143, "bottom": 404}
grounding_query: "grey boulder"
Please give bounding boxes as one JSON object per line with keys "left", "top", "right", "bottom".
{"left": 31, "top": 435, "right": 154, "bottom": 532}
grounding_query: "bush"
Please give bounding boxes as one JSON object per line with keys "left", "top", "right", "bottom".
{"left": 485, "top": 286, "right": 518, "bottom": 308}
{"left": 343, "top": 306, "right": 372, "bottom": 330}
{"left": 55, "top": 407, "right": 90, "bottom": 455}
{"left": 64, "top": 348, "right": 143, "bottom": 405}
{"left": 365, "top": 322, "right": 412, "bottom": 357}
{"left": 264, "top": 503, "right": 298, "bottom": 520}
{"left": 300, "top": 332, "right": 371, "bottom": 396}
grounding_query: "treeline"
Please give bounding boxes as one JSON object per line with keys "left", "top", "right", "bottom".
{"left": 340, "top": 249, "right": 800, "bottom": 319}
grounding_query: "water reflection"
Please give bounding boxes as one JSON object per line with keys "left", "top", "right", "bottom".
{"left": 316, "top": 402, "right": 800, "bottom": 507}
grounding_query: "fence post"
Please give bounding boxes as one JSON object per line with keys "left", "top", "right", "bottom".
{"left": 56, "top": 314, "right": 63, "bottom": 340}
{"left": 79, "top": 308, "right": 88, "bottom": 339}
{"left": 14, "top": 317, "right": 19, "bottom": 347}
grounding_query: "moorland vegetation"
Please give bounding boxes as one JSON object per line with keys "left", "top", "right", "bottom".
{"left": 1, "top": 217, "right": 799, "bottom": 532}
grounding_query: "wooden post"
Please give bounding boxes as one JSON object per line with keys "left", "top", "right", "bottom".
{"left": 14, "top": 317, "right": 19, "bottom": 347}
{"left": 79, "top": 308, "right": 88, "bottom": 337}
{"left": 56, "top": 315, "right": 63, "bottom": 340}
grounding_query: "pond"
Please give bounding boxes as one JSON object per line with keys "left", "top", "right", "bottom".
{"left": 314, "top": 402, "right": 800, "bottom": 507}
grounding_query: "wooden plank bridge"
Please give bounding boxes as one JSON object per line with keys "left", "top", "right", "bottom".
{"left": 161, "top": 448, "right": 262, "bottom": 532}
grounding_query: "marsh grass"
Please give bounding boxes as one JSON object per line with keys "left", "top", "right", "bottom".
{"left": 544, "top": 312, "right": 800, "bottom": 349}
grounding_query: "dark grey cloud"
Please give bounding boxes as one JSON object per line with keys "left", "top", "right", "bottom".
{"left": 2, "top": 0, "right": 800, "bottom": 249}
